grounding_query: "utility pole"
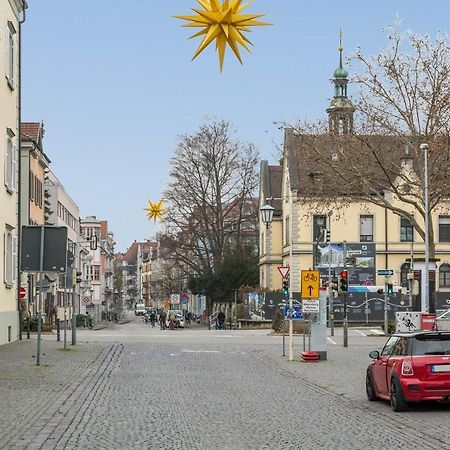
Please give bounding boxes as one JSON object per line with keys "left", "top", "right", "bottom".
{"left": 343, "top": 241, "right": 348, "bottom": 348}
{"left": 384, "top": 278, "right": 389, "bottom": 336}
{"left": 327, "top": 212, "right": 333, "bottom": 336}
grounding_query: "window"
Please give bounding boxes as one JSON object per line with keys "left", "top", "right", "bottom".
{"left": 285, "top": 216, "right": 290, "bottom": 245}
{"left": 6, "top": 22, "right": 16, "bottom": 87}
{"left": 5, "top": 131, "right": 17, "bottom": 192}
{"left": 313, "top": 215, "right": 327, "bottom": 242}
{"left": 439, "top": 216, "right": 450, "bottom": 242}
{"left": 439, "top": 264, "right": 450, "bottom": 288}
{"left": 381, "top": 336, "right": 399, "bottom": 357}
{"left": 3, "top": 227, "right": 16, "bottom": 287}
{"left": 391, "top": 337, "right": 408, "bottom": 356}
{"left": 400, "top": 217, "right": 413, "bottom": 242}
{"left": 360, "top": 215, "right": 373, "bottom": 242}
{"left": 400, "top": 262, "right": 411, "bottom": 286}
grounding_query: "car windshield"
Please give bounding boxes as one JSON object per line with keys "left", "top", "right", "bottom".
{"left": 412, "top": 334, "right": 450, "bottom": 355}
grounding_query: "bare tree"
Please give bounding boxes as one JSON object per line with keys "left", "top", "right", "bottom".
{"left": 163, "top": 119, "right": 260, "bottom": 279}
{"left": 286, "top": 28, "right": 450, "bottom": 260}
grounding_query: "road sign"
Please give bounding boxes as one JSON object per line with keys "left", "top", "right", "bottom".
{"left": 301, "top": 270, "right": 320, "bottom": 299}
{"left": 19, "top": 287, "right": 27, "bottom": 299}
{"left": 302, "top": 299, "right": 320, "bottom": 313}
{"left": 377, "top": 269, "right": 394, "bottom": 276}
{"left": 284, "top": 305, "right": 303, "bottom": 320}
{"left": 82, "top": 296, "right": 90, "bottom": 305}
{"left": 277, "top": 266, "right": 290, "bottom": 278}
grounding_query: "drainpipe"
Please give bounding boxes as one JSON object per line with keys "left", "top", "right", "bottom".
{"left": 17, "top": 2, "right": 28, "bottom": 340}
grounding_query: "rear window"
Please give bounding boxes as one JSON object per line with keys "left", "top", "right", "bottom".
{"left": 412, "top": 334, "right": 450, "bottom": 355}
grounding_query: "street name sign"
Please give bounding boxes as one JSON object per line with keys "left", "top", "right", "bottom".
{"left": 377, "top": 269, "right": 394, "bottom": 276}
{"left": 301, "top": 270, "right": 320, "bottom": 299}
{"left": 277, "top": 266, "right": 290, "bottom": 278}
{"left": 302, "top": 299, "right": 320, "bottom": 313}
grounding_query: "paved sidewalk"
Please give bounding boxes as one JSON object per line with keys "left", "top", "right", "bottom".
{"left": 0, "top": 338, "right": 108, "bottom": 449}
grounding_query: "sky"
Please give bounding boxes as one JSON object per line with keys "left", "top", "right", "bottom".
{"left": 22, "top": 1, "right": 450, "bottom": 252}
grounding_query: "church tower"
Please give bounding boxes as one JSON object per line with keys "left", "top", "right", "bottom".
{"left": 326, "top": 31, "right": 355, "bottom": 134}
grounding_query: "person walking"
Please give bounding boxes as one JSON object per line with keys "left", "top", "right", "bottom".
{"left": 149, "top": 310, "right": 157, "bottom": 328}
{"left": 159, "top": 310, "right": 167, "bottom": 330}
{"left": 217, "top": 309, "right": 225, "bottom": 330}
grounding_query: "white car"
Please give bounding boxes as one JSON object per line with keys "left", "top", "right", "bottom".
{"left": 135, "top": 303, "right": 146, "bottom": 316}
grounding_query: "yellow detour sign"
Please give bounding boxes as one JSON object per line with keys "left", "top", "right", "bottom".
{"left": 301, "top": 270, "right": 320, "bottom": 299}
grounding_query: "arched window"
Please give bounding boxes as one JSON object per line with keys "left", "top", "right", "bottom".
{"left": 400, "top": 263, "right": 410, "bottom": 286}
{"left": 439, "top": 264, "right": 450, "bottom": 288}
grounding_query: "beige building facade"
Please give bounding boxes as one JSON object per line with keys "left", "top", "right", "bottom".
{"left": 0, "top": 0, "right": 26, "bottom": 345}
{"left": 260, "top": 46, "right": 450, "bottom": 316}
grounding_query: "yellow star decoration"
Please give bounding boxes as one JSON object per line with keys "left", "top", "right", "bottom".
{"left": 143, "top": 199, "right": 164, "bottom": 223}
{"left": 175, "top": 0, "right": 270, "bottom": 71}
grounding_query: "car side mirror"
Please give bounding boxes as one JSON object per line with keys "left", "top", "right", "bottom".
{"left": 369, "top": 350, "right": 380, "bottom": 360}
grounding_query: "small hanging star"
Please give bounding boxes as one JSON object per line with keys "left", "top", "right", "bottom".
{"left": 143, "top": 199, "right": 164, "bottom": 223}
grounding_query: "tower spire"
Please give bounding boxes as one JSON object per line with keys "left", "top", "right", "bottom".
{"left": 326, "top": 30, "right": 355, "bottom": 135}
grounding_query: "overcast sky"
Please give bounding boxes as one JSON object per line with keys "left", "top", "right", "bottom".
{"left": 22, "top": 1, "right": 450, "bottom": 251}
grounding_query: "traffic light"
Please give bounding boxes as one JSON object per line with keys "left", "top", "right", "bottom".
{"left": 331, "top": 278, "right": 339, "bottom": 292}
{"left": 326, "top": 230, "right": 330, "bottom": 243}
{"left": 339, "top": 270, "right": 348, "bottom": 293}
{"left": 387, "top": 283, "right": 394, "bottom": 297}
{"left": 282, "top": 278, "right": 289, "bottom": 296}
{"left": 75, "top": 271, "right": 83, "bottom": 284}
{"left": 377, "top": 288, "right": 384, "bottom": 295}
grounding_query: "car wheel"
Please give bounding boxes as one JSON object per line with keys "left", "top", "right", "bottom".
{"left": 365, "top": 370, "right": 378, "bottom": 401}
{"left": 390, "top": 377, "right": 408, "bottom": 412}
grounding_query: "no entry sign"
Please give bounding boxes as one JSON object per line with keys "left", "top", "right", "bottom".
{"left": 19, "top": 287, "right": 27, "bottom": 299}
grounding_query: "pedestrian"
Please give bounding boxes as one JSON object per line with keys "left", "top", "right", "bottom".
{"left": 149, "top": 310, "right": 157, "bottom": 328}
{"left": 217, "top": 309, "right": 225, "bottom": 330}
{"left": 159, "top": 310, "right": 167, "bottom": 330}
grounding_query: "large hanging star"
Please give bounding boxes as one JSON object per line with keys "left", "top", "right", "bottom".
{"left": 143, "top": 199, "right": 164, "bottom": 223}
{"left": 175, "top": 0, "right": 270, "bottom": 71}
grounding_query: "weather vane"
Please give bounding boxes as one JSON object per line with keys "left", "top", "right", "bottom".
{"left": 175, "top": 0, "right": 270, "bottom": 71}
{"left": 143, "top": 199, "right": 164, "bottom": 223}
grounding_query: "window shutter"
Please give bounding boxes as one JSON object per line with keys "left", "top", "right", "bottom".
{"left": 12, "top": 234, "right": 17, "bottom": 281}
{"left": 3, "top": 232, "right": 6, "bottom": 284}
{"left": 12, "top": 142, "right": 17, "bottom": 192}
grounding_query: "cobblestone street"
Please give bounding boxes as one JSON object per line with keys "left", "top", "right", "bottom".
{"left": 1, "top": 316, "right": 450, "bottom": 449}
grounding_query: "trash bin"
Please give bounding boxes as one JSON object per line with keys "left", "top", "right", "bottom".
{"left": 420, "top": 313, "right": 436, "bottom": 331}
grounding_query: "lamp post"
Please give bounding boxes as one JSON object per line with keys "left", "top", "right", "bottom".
{"left": 420, "top": 143, "right": 430, "bottom": 313}
{"left": 261, "top": 202, "right": 295, "bottom": 362}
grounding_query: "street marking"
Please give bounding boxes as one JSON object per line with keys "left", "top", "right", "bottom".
{"left": 370, "top": 329, "right": 384, "bottom": 335}
{"left": 355, "top": 330, "right": 366, "bottom": 337}
{"left": 181, "top": 350, "right": 221, "bottom": 353}
{"left": 327, "top": 337, "right": 337, "bottom": 345}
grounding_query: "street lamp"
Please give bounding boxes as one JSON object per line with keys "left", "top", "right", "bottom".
{"left": 260, "top": 204, "right": 275, "bottom": 229}
{"left": 420, "top": 143, "right": 430, "bottom": 313}
{"left": 260, "top": 201, "right": 294, "bottom": 362}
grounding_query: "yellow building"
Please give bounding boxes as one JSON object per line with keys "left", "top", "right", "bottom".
{"left": 259, "top": 47, "right": 450, "bottom": 317}
{"left": 0, "top": 0, "right": 26, "bottom": 345}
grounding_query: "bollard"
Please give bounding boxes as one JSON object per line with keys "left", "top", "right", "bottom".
{"left": 27, "top": 316, "right": 30, "bottom": 339}
{"left": 56, "top": 319, "right": 60, "bottom": 342}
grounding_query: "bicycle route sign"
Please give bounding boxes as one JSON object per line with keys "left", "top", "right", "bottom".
{"left": 301, "top": 270, "right": 320, "bottom": 299}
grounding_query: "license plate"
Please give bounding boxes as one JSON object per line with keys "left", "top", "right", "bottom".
{"left": 431, "top": 365, "right": 450, "bottom": 373}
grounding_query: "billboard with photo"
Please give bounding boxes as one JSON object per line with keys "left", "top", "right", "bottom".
{"left": 314, "top": 242, "right": 376, "bottom": 286}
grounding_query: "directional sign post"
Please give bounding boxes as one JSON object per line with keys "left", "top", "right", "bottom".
{"left": 301, "top": 270, "right": 320, "bottom": 299}
{"left": 377, "top": 269, "right": 394, "bottom": 276}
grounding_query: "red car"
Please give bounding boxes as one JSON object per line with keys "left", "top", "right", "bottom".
{"left": 366, "top": 331, "right": 450, "bottom": 411}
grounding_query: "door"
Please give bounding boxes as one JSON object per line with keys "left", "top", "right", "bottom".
{"left": 372, "top": 336, "right": 399, "bottom": 395}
